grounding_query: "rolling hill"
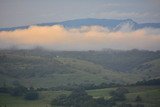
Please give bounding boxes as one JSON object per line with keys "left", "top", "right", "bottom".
{"left": 0, "top": 49, "right": 159, "bottom": 88}
{"left": 133, "top": 58, "right": 160, "bottom": 79}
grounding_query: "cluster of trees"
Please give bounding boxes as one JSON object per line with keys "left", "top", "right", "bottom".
{"left": 24, "top": 91, "right": 39, "bottom": 100}
{"left": 119, "top": 103, "right": 144, "bottom": 107}
{"left": 135, "top": 78, "right": 160, "bottom": 86}
{"left": 51, "top": 87, "right": 145, "bottom": 107}
{"left": 110, "top": 87, "right": 129, "bottom": 101}
{"left": 50, "top": 82, "right": 121, "bottom": 91}
{"left": 51, "top": 87, "right": 129, "bottom": 107}
{"left": 51, "top": 88, "right": 113, "bottom": 107}
{"left": 0, "top": 84, "right": 39, "bottom": 100}
{"left": 118, "top": 95, "right": 144, "bottom": 107}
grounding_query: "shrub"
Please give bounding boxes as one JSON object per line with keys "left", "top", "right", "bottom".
{"left": 24, "top": 91, "right": 39, "bottom": 100}
{"left": 135, "top": 95, "right": 142, "bottom": 102}
{"left": 110, "top": 87, "right": 128, "bottom": 101}
{"left": 119, "top": 103, "right": 133, "bottom": 107}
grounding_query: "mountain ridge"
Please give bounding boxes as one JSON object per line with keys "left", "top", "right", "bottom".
{"left": 0, "top": 18, "right": 160, "bottom": 31}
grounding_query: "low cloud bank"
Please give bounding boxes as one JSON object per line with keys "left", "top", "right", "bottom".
{"left": 0, "top": 25, "right": 160, "bottom": 51}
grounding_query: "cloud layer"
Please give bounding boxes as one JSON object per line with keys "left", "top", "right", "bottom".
{"left": 0, "top": 25, "right": 160, "bottom": 51}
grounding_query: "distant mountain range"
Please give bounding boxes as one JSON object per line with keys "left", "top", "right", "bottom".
{"left": 0, "top": 18, "right": 160, "bottom": 31}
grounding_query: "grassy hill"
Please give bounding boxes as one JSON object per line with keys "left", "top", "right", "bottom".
{"left": 0, "top": 52, "right": 140, "bottom": 87}
{"left": 52, "top": 49, "right": 160, "bottom": 72}
{"left": 133, "top": 58, "right": 160, "bottom": 79}
{"left": 0, "top": 49, "right": 159, "bottom": 88}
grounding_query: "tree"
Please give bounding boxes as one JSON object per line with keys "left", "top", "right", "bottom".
{"left": 119, "top": 103, "right": 133, "bottom": 107}
{"left": 51, "top": 94, "right": 68, "bottom": 106}
{"left": 110, "top": 87, "right": 128, "bottom": 101}
{"left": 95, "top": 97, "right": 106, "bottom": 105}
{"left": 67, "top": 88, "right": 92, "bottom": 107}
{"left": 51, "top": 88, "right": 96, "bottom": 107}
{"left": 52, "top": 88, "right": 116, "bottom": 107}
{"left": 135, "top": 104, "right": 144, "bottom": 107}
{"left": 11, "top": 85, "right": 28, "bottom": 96}
{"left": 135, "top": 95, "right": 142, "bottom": 102}
{"left": 24, "top": 91, "right": 39, "bottom": 100}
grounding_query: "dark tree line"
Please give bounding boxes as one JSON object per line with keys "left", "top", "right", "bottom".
{"left": 51, "top": 87, "right": 145, "bottom": 107}
{"left": 51, "top": 87, "right": 129, "bottom": 107}
{"left": 50, "top": 82, "right": 121, "bottom": 91}
{"left": 110, "top": 87, "right": 129, "bottom": 101}
{"left": 0, "top": 84, "right": 39, "bottom": 100}
{"left": 51, "top": 88, "right": 113, "bottom": 107}
{"left": 135, "top": 78, "right": 160, "bottom": 86}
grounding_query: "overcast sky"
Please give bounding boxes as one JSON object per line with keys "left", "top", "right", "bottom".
{"left": 0, "top": 0, "right": 160, "bottom": 27}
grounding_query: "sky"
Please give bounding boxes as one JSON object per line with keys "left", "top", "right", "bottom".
{"left": 0, "top": 0, "right": 160, "bottom": 27}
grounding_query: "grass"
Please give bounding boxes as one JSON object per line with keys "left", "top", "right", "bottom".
{"left": 87, "top": 87, "right": 116, "bottom": 99}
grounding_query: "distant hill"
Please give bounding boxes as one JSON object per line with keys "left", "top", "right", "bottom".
{"left": 52, "top": 49, "right": 160, "bottom": 72}
{"left": 0, "top": 49, "right": 159, "bottom": 88}
{"left": 133, "top": 58, "right": 160, "bottom": 79}
{"left": 0, "top": 18, "right": 160, "bottom": 31}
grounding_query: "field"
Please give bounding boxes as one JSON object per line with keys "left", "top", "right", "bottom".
{"left": 0, "top": 86, "right": 160, "bottom": 107}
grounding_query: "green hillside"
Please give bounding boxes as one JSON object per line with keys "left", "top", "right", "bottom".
{"left": 0, "top": 52, "right": 140, "bottom": 87}
{"left": 0, "top": 49, "right": 160, "bottom": 88}
{"left": 133, "top": 58, "right": 160, "bottom": 79}
{"left": 53, "top": 49, "right": 160, "bottom": 72}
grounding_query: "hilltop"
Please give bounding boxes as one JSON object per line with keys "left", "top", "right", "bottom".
{"left": 0, "top": 18, "right": 160, "bottom": 31}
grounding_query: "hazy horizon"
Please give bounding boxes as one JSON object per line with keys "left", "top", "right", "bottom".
{"left": 0, "top": 24, "right": 160, "bottom": 51}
